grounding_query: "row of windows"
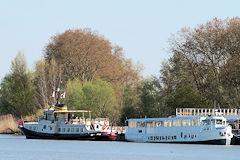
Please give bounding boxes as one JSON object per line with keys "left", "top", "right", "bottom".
{"left": 28, "top": 126, "right": 38, "bottom": 131}
{"left": 148, "top": 135, "right": 177, "bottom": 141}
{"left": 58, "top": 127, "right": 84, "bottom": 133}
{"left": 148, "top": 134, "right": 197, "bottom": 141}
{"left": 129, "top": 119, "right": 200, "bottom": 128}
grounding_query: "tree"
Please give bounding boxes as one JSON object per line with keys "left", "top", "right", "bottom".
{"left": 119, "top": 84, "right": 140, "bottom": 124}
{"left": 0, "top": 52, "right": 36, "bottom": 118}
{"left": 34, "top": 59, "right": 62, "bottom": 109}
{"left": 44, "top": 28, "right": 140, "bottom": 86}
{"left": 137, "top": 78, "right": 165, "bottom": 118}
{"left": 166, "top": 85, "right": 209, "bottom": 115}
{"left": 65, "top": 79, "right": 84, "bottom": 109}
{"left": 166, "top": 17, "right": 240, "bottom": 108}
{"left": 65, "top": 79, "right": 118, "bottom": 124}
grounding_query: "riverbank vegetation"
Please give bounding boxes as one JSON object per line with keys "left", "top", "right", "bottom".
{"left": 0, "top": 17, "right": 239, "bottom": 125}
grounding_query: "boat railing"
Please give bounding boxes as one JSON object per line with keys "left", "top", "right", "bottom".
{"left": 176, "top": 108, "right": 240, "bottom": 117}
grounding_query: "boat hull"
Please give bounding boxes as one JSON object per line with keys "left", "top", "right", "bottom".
{"left": 95, "top": 132, "right": 117, "bottom": 141}
{"left": 126, "top": 139, "right": 229, "bottom": 145}
{"left": 19, "top": 127, "right": 95, "bottom": 140}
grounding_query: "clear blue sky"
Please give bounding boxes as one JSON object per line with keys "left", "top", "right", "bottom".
{"left": 0, "top": 0, "right": 239, "bottom": 82}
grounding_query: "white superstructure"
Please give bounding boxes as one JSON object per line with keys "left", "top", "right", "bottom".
{"left": 125, "top": 115, "right": 233, "bottom": 145}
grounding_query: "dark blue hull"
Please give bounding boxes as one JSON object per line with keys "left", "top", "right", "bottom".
{"left": 19, "top": 127, "right": 96, "bottom": 140}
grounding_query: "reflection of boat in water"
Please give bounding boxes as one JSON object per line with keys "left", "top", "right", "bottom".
{"left": 18, "top": 88, "right": 117, "bottom": 140}
{"left": 19, "top": 104, "right": 116, "bottom": 140}
{"left": 125, "top": 115, "right": 233, "bottom": 145}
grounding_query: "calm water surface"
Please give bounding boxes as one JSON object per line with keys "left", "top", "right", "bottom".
{"left": 0, "top": 134, "right": 239, "bottom": 160}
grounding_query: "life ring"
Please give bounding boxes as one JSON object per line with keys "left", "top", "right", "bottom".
{"left": 102, "top": 126, "right": 106, "bottom": 130}
{"left": 65, "top": 119, "right": 68, "bottom": 124}
{"left": 104, "top": 120, "right": 107, "bottom": 125}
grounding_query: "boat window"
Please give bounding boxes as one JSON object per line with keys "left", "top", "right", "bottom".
{"left": 155, "top": 121, "right": 163, "bottom": 127}
{"left": 129, "top": 121, "right": 136, "bottom": 128}
{"left": 63, "top": 128, "right": 66, "bottom": 132}
{"left": 76, "top": 128, "right": 79, "bottom": 132}
{"left": 147, "top": 121, "right": 154, "bottom": 128}
{"left": 43, "top": 125, "right": 46, "bottom": 129}
{"left": 201, "top": 119, "right": 210, "bottom": 125}
{"left": 71, "top": 128, "right": 74, "bottom": 132}
{"left": 216, "top": 119, "right": 223, "bottom": 125}
{"left": 67, "top": 128, "right": 70, "bottom": 132}
{"left": 81, "top": 128, "right": 84, "bottom": 132}
{"left": 164, "top": 120, "right": 172, "bottom": 127}
{"left": 137, "top": 121, "right": 145, "bottom": 127}
{"left": 192, "top": 119, "right": 200, "bottom": 126}
{"left": 223, "top": 120, "right": 226, "bottom": 126}
{"left": 201, "top": 120, "right": 207, "bottom": 125}
{"left": 182, "top": 120, "right": 191, "bottom": 126}
{"left": 58, "top": 128, "right": 61, "bottom": 132}
{"left": 206, "top": 119, "right": 210, "bottom": 125}
{"left": 173, "top": 120, "right": 181, "bottom": 127}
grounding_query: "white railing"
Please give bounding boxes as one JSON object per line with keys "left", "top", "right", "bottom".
{"left": 176, "top": 108, "right": 240, "bottom": 116}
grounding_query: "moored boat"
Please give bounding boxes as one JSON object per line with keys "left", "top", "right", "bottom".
{"left": 125, "top": 115, "right": 233, "bottom": 145}
{"left": 18, "top": 105, "right": 116, "bottom": 140}
{"left": 18, "top": 88, "right": 116, "bottom": 140}
{"left": 19, "top": 105, "right": 96, "bottom": 139}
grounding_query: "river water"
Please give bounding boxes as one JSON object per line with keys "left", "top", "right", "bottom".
{"left": 0, "top": 134, "right": 239, "bottom": 160}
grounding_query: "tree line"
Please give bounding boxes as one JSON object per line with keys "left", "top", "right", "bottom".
{"left": 0, "top": 18, "right": 239, "bottom": 124}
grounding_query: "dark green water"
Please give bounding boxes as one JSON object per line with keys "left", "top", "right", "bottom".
{"left": 0, "top": 134, "right": 239, "bottom": 160}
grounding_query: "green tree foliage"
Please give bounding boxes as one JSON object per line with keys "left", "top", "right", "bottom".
{"left": 65, "top": 79, "right": 84, "bottom": 109}
{"left": 120, "top": 85, "right": 140, "bottom": 124}
{"left": 0, "top": 52, "right": 36, "bottom": 118}
{"left": 66, "top": 79, "right": 118, "bottom": 124}
{"left": 166, "top": 86, "right": 209, "bottom": 115}
{"left": 137, "top": 78, "right": 165, "bottom": 118}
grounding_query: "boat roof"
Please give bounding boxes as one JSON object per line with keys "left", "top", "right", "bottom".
{"left": 54, "top": 110, "right": 92, "bottom": 113}
{"left": 127, "top": 115, "right": 226, "bottom": 121}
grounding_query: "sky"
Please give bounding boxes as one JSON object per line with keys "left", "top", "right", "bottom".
{"left": 0, "top": 0, "right": 240, "bottom": 82}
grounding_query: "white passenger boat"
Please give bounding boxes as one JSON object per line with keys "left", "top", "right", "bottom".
{"left": 125, "top": 115, "right": 233, "bottom": 145}
{"left": 18, "top": 87, "right": 116, "bottom": 140}
{"left": 18, "top": 104, "right": 116, "bottom": 140}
